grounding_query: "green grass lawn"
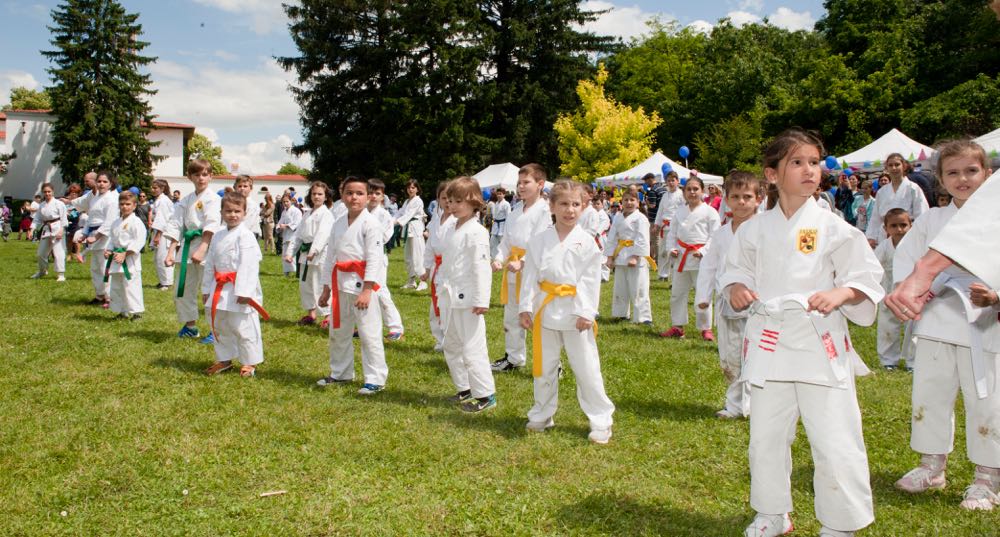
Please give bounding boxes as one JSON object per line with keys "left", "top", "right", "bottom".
{"left": 1, "top": 238, "right": 997, "bottom": 536}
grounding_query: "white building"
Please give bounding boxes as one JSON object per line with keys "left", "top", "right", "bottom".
{"left": 0, "top": 109, "right": 195, "bottom": 199}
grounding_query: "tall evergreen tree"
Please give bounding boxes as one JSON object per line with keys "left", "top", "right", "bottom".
{"left": 43, "top": 0, "right": 159, "bottom": 187}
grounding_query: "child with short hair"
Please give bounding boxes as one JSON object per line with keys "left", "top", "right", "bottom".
{"left": 286, "top": 181, "right": 334, "bottom": 327}
{"left": 604, "top": 185, "right": 654, "bottom": 324}
{"left": 317, "top": 176, "right": 388, "bottom": 395}
{"left": 695, "top": 171, "right": 762, "bottom": 419}
{"left": 892, "top": 139, "right": 1000, "bottom": 511}
{"left": 30, "top": 183, "right": 68, "bottom": 282}
{"left": 663, "top": 177, "right": 721, "bottom": 340}
{"left": 275, "top": 194, "right": 302, "bottom": 277}
{"left": 395, "top": 179, "right": 427, "bottom": 290}
{"left": 367, "top": 178, "right": 405, "bottom": 340}
{"left": 438, "top": 176, "right": 496, "bottom": 412}
{"left": 202, "top": 191, "right": 266, "bottom": 378}
{"left": 723, "top": 128, "right": 883, "bottom": 537}
{"left": 489, "top": 187, "right": 511, "bottom": 258}
{"left": 149, "top": 179, "right": 175, "bottom": 290}
{"left": 653, "top": 170, "right": 685, "bottom": 280}
{"left": 519, "top": 180, "right": 614, "bottom": 442}
{"left": 423, "top": 181, "right": 455, "bottom": 351}
{"left": 104, "top": 191, "right": 146, "bottom": 319}
{"left": 874, "top": 208, "right": 914, "bottom": 370}
{"left": 164, "top": 159, "right": 221, "bottom": 341}
{"left": 492, "top": 163, "right": 552, "bottom": 372}
{"left": 78, "top": 171, "right": 120, "bottom": 305}
{"left": 233, "top": 175, "right": 261, "bottom": 238}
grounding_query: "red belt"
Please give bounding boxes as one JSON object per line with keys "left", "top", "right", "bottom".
{"left": 659, "top": 218, "right": 671, "bottom": 239}
{"left": 330, "top": 260, "right": 380, "bottom": 328}
{"left": 431, "top": 254, "right": 443, "bottom": 317}
{"left": 211, "top": 271, "right": 269, "bottom": 340}
{"left": 676, "top": 240, "right": 704, "bottom": 272}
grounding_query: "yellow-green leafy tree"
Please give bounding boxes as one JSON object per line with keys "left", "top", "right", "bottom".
{"left": 554, "top": 64, "right": 662, "bottom": 181}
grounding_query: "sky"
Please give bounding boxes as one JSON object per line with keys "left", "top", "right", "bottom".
{"left": 0, "top": 0, "right": 826, "bottom": 175}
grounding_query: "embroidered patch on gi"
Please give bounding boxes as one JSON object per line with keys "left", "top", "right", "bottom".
{"left": 196, "top": 201, "right": 203, "bottom": 211}
{"left": 758, "top": 329, "right": 779, "bottom": 353}
{"left": 123, "top": 223, "right": 128, "bottom": 230}
{"left": 797, "top": 228, "right": 817, "bottom": 254}
{"left": 821, "top": 331, "right": 838, "bottom": 360}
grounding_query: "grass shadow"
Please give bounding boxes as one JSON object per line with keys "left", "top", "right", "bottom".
{"left": 434, "top": 410, "right": 528, "bottom": 440}
{"left": 261, "top": 366, "right": 337, "bottom": 389}
{"left": 50, "top": 296, "right": 93, "bottom": 306}
{"left": 120, "top": 328, "right": 173, "bottom": 343}
{"left": 151, "top": 356, "right": 205, "bottom": 376}
{"left": 555, "top": 492, "right": 744, "bottom": 535}
{"left": 616, "top": 396, "right": 718, "bottom": 421}
{"left": 72, "top": 312, "right": 115, "bottom": 322}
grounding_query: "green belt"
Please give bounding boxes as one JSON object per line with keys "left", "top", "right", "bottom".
{"left": 296, "top": 242, "right": 312, "bottom": 281}
{"left": 400, "top": 217, "right": 419, "bottom": 241}
{"left": 176, "top": 229, "right": 203, "bottom": 298}
{"left": 103, "top": 248, "right": 131, "bottom": 282}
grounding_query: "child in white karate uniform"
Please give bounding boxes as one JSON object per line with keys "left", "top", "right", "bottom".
{"left": 489, "top": 187, "right": 511, "bottom": 259}
{"left": 367, "top": 178, "right": 405, "bottom": 339}
{"left": 892, "top": 140, "right": 1000, "bottom": 511}
{"left": 149, "top": 179, "right": 175, "bottom": 290}
{"left": 164, "top": 159, "right": 221, "bottom": 341}
{"left": 438, "top": 177, "right": 496, "bottom": 412}
{"left": 422, "top": 181, "right": 456, "bottom": 351}
{"left": 865, "top": 152, "right": 929, "bottom": 247}
{"left": 722, "top": 129, "right": 883, "bottom": 537}
{"left": 604, "top": 186, "right": 653, "bottom": 324}
{"left": 30, "top": 183, "right": 68, "bottom": 282}
{"left": 652, "top": 171, "right": 685, "bottom": 280}
{"left": 286, "top": 181, "right": 334, "bottom": 327}
{"left": 104, "top": 191, "right": 146, "bottom": 319}
{"left": 663, "top": 176, "right": 720, "bottom": 340}
{"left": 275, "top": 194, "right": 302, "bottom": 276}
{"left": 695, "top": 172, "right": 762, "bottom": 419}
{"left": 317, "top": 177, "right": 388, "bottom": 395}
{"left": 395, "top": 179, "right": 427, "bottom": 290}
{"left": 874, "top": 208, "right": 914, "bottom": 370}
{"left": 491, "top": 163, "right": 552, "bottom": 372}
{"left": 519, "top": 180, "right": 615, "bottom": 443}
{"left": 202, "top": 192, "right": 266, "bottom": 378}
{"left": 234, "top": 175, "right": 261, "bottom": 239}
{"left": 77, "top": 172, "right": 120, "bottom": 306}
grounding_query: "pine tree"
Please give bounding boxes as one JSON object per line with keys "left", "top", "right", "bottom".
{"left": 42, "top": 0, "right": 159, "bottom": 188}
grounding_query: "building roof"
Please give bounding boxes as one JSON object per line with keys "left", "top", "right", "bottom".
{"left": 2, "top": 110, "right": 194, "bottom": 131}
{"left": 214, "top": 174, "right": 308, "bottom": 182}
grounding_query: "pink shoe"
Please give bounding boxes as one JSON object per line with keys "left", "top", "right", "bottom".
{"left": 659, "top": 326, "right": 685, "bottom": 338}
{"left": 895, "top": 464, "right": 946, "bottom": 493}
{"left": 701, "top": 329, "right": 715, "bottom": 342}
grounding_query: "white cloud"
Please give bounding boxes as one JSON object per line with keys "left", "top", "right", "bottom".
{"left": 768, "top": 7, "right": 816, "bottom": 31}
{"left": 190, "top": 0, "right": 293, "bottom": 35}
{"left": 578, "top": 1, "right": 672, "bottom": 41}
{"left": 0, "top": 71, "right": 41, "bottom": 106}
{"left": 213, "top": 50, "right": 239, "bottom": 62}
{"left": 726, "top": 10, "right": 762, "bottom": 27}
{"left": 220, "top": 134, "right": 312, "bottom": 176}
{"left": 687, "top": 20, "right": 714, "bottom": 34}
{"left": 737, "top": 0, "right": 764, "bottom": 13}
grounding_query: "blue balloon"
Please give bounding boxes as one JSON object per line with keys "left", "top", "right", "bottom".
{"left": 128, "top": 186, "right": 140, "bottom": 195}
{"left": 297, "top": 197, "right": 303, "bottom": 203}
{"left": 591, "top": 182, "right": 597, "bottom": 188}
{"left": 824, "top": 156, "right": 839, "bottom": 169}
{"left": 217, "top": 189, "right": 226, "bottom": 197}
{"left": 679, "top": 146, "right": 690, "bottom": 159}
{"left": 116, "top": 185, "right": 122, "bottom": 192}
{"left": 680, "top": 178, "right": 688, "bottom": 187}
{"left": 660, "top": 162, "right": 673, "bottom": 176}
{"left": 844, "top": 168, "right": 854, "bottom": 177}
{"left": 482, "top": 188, "right": 492, "bottom": 201}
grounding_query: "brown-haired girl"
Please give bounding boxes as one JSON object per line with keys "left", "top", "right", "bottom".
{"left": 394, "top": 178, "right": 427, "bottom": 290}
{"left": 30, "top": 183, "right": 68, "bottom": 281}
{"left": 285, "top": 181, "right": 334, "bottom": 326}
{"left": 865, "top": 152, "right": 928, "bottom": 247}
{"left": 150, "top": 178, "right": 174, "bottom": 290}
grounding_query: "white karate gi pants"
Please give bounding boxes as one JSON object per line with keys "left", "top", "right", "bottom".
{"left": 281, "top": 240, "right": 295, "bottom": 274}
{"left": 37, "top": 237, "right": 66, "bottom": 274}
{"left": 528, "top": 327, "right": 614, "bottom": 430}
{"left": 716, "top": 302, "right": 749, "bottom": 416}
{"left": 213, "top": 310, "right": 264, "bottom": 366}
{"left": 109, "top": 272, "right": 144, "bottom": 315}
{"left": 910, "top": 339, "right": 1000, "bottom": 467}
{"left": 656, "top": 229, "right": 673, "bottom": 279}
{"left": 670, "top": 269, "right": 712, "bottom": 329}
{"left": 502, "top": 276, "right": 528, "bottom": 366}
{"left": 327, "top": 290, "right": 388, "bottom": 385}
{"left": 298, "top": 265, "right": 330, "bottom": 316}
{"left": 489, "top": 234, "right": 502, "bottom": 260}
{"left": 174, "top": 262, "right": 204, "bottom": 324}
{"left": 749, "top": 380, "right": 873, "bottom": 532}
{"left": 611, "top": 265, "right": 652, "bottom": 323}
{"left": 877, "top": 304, "right": 914, "bottom": 368}
{"left": 404, "top": 235, "right": 426, "bottom": 280}
{"left": 429, "top": 301, "right": 444, "bottom": 347}
{"left": 89, "top": 250, "right": 110, "bottom": 297}
{"left": 442, "top": 305, "right": 495, "bottom": 398}
{"left": 154, "top": 239, "right": 174, "bottom": 287}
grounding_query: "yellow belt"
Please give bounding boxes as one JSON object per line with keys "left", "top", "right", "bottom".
{"left": 499, "top": 246, "right": 527, "bottom": 305}
{"left": 611, "top": 239, "right": 657, "bottom": 271}
{"left": 532, "top": 281, "right": 597, "bottom": 378}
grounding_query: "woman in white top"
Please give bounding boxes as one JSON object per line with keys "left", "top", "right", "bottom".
{"left": 77, "top": 172, "right": 120, "bottom": 305}
{"left": 274, "top": 194, "right": 302, "bottom": 276}
{"left": 394, "top": 179, "right": 427, "bottom": 290}
{"left": 31, "top": 183, "right": 69, "bottom": 281}
{"left": 866, "top": 153, "right": 928, "bottom": 247}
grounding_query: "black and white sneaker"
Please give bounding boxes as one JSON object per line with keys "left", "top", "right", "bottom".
{"left": 490, "top": 356, "right": 521, "bottom": 372}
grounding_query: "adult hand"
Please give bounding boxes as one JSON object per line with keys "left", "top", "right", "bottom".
{"left": 885, "top": 250, "right": 951, "bottom": 321}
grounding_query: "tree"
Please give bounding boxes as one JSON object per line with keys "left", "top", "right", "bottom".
{"left": 554, "top": 65, "right": 661, "bottom": 181}
{"left": 901, "top": 74, "right": 1000, "bottom": 142}
{"left": 185, "top": 133, "right": 227, "bottom": 175}
{"left": 42, "top": 0, "right": 159, "bottom": 188}
{"left": 276, "top": 162, "right": 311, "bottom": 177}
{"left": 692, "top": 114, "right": 763, "bottom": 174}
{"left": 2, "top": 87, "right": 53, "bottom": 111}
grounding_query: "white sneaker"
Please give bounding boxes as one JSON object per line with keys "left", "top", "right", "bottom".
{"left": 744, "top": 513, "right": 793, "bottom": 537}
{"left": 588, "top": 427, "right": 612, "bottom": 444}
{"left": 401, "top": 281, "right": 416, "bottom": 289}
{"left": 961, "top": 483, "right": 1000, "bottom": 510}
{"left": 895, "top": 464, "right": 946, "bottom": 493}
{"left": 56, "top": 274, "right": 66, "bottom": 282}
{"left": 433, "top": 342, "right": 443, "bottom": 352}
{"left": 525, "top": 417, "right": 555, "bottom": 432}
{"left": 415, "top": 281, "right": 428, "bottom": 291}
{"left": 715, "top": 408, "right": 739, "bottom": 419}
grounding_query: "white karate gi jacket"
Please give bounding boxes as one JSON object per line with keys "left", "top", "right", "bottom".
{"left": 519, "top": 226, "right": 601, "bottom": 330}
{"left": 394, "top": 195, "right": 426, "bottom": 235}
{"left": 493, "top": 199, "right": 551, "bottom": 265}
{"left": 439, "top": 219, "right": 491, "bottom": 310}
{"left": 665, "top": 202, "right": 720, "bottom": 272}
{"left": 107, "top": 214, "right": 147, "bottom": 275}
{"left": 287, "top": 205, "right": 334, "bottom": 267}
{"left": 931, "top": 169, "right": 1000, "bottom": 289}
{"left": 150, "top": 193, "right": 173, "bottom": 235}
{"left": 276, "top": 204, "right": 302, "bottom": 243}
{"left": 491, "top": 199, "right": 511, "bottom": 236}
{"left": 201, "top": 225, "right": 263, "bottom": 314}
{"left": 86, "top": 190, "right": 120, "bottom": 250}
{"left": 865, "top": 177, "right": 928, "bottom": 243}
{"left": 604, "top": 210, "right": 650, "bottom": 266}
{"left": 32, "top": 199, "right": 68, "bottom": 239}
{"left": 164, "top": 188, "right": 222, "bottom": 256}
{"left": 695, "top": 222, "right": 736, "bottom": 310}
{"left": 321, "top": 209, "right": 385, "bottom": 295}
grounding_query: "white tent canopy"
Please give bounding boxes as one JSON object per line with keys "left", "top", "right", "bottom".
{"left": 595, "top": 151, "right": 723, "bottom": 186}
{"left": 975, "top": 127, "right": 1000, "bottom": 163}
{"left": 473, "top": 163, "right": 520, "bottom": 191}
{"left": 835, "top": 128, "right": 935, "bottom": 170}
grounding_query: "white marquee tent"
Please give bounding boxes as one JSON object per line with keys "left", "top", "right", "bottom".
{"left": 472, "top": 162, "right": 554, "bottom": 192}
{"left": 595, "top": 152, "right": 723, "bottom": 186}
{"left": 975, "top": 127, "right": 1000, "bottom": 164}
{"left": 835, "top": 128, "right": 935, "bottom": 170}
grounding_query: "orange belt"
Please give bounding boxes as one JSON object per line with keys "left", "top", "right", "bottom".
{"left": 330, "top": 260, "right": 380, "bottom": 328}
{"left": 531, "top": 281, "right": 597, "bottom": 378}
{"left": 659, "top": 219, "right": 671, "bottom": 239}
{"left": 499, "top": 246, "right": 527, "bottom": 305}
{"left": 431, "top": 254, "right": 443, "bottom": 317}
{"left": 211, "top": 271, "right": 269, "bottom": 340}
{"left": 676, "top": 239, "right": 705, "bottom": 272}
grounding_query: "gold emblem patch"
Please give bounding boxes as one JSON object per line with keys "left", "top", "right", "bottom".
{"left": 196, "top": 201, "right": 203, "bottom": 211}
{"left": 797, "top": 228, "right": 817, "bottom": 254}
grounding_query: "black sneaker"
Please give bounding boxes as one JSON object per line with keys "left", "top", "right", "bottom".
{"left": 461, "top": 394, "right": 497, "bottom": 413}
{"left": 490, "top": 356, "right": 521, "bottom": 372}
{"left": 447, "top": 390, "right": 472, "bottom": 403}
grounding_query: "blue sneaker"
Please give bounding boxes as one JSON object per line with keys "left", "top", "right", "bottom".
{"left": 385, "top": 331, "right": 404, "bottom": 341}
{"left": 461, "top": 394, "right": 497, "bottom": 413}
{"left": 199, "top": 333, "right": 215, "bottom": 345}
{"left": 177, "top": 325, "right": 200, "bottom": 338}
{"left": 357, "top": 383, "right": 384, "bottom": 395}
